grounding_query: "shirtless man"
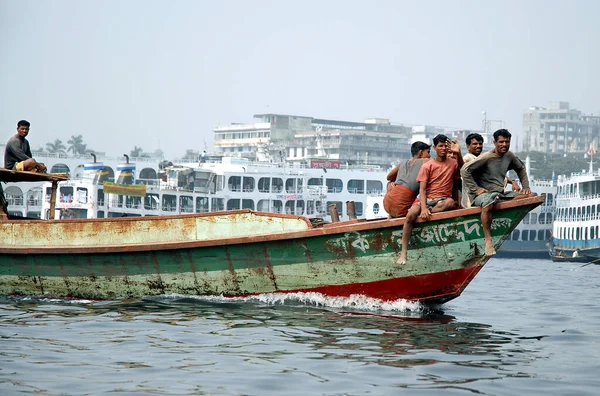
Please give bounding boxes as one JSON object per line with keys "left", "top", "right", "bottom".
{"left": 383, "top": 141, "right": 431, "bottom": 218}
{"left": 461, "top": 129, "right": 531, "bottom": 256}
{"left": 4, "top": 120, "right": 47, "bottom": 172}
{"left": 398, "top": 134, "right": 462, "bottom": 264}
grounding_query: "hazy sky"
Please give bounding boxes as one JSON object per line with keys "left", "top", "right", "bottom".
{"left": 1, "top": 0, "right": 599, "bottom": 158}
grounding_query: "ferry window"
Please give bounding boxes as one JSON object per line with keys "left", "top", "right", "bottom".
{"left": 272, "top": 200, "right": 283, "bottom": 213}
{"left": 242, "top": 199, "right": 254, "bottom": 210}
{"left": 4, "top": 186, "right": 24, "bottom": 205}
{"left": 308, "top": 177, "right": 323, "bottom": 187}
{"left": 242, "top": 177, "right": 255, "bottom": 192}
{"left": 577, "top": 207, "right": 581, "bottom": 220}
{"left": 522, "top": 230, "right": 529, "bottom": 241}
{"left": 50, "top": 163, "right": 70, "bottom": 175}
{"left": 227, "top": 199, "right": 241, "bottom": 210}
{"left": 272, "top": 178, "right": 283, "bottom": 193}
{"left": 256, "top": 199, "right": 272, "bottom": 212}
{"left": 523, "top": 214, "right": 530, "bottom": 224}
{"left": 286, "top": 178, "right": 303, "bottom": 193}
{"left": 538, "top": 230, "right": 546, "bottom": 241}
{"left": 316, "top": 201, "right": 325, "bottom": 215}
{"left": 326, "top": 179, "right": 343, "bottom": 193}
{"left": 585, "top": 227, "right": 589, "bottom": 240}
{"left": 373, "top": 203, "right": 380, "bottom": 215}
{"left": 367, "top": 180, "right": 384, "bottom": 194}
{"left": 127, "top": 196, "right": 142, "bottom": 209}
{"left": 180, "top": 196, "right": 194, "bottom": 213}
{"left": 547, "top": 213, "right": 553, "bottom": 222}
{"left": 512, "top": 230, "right": 520, "bottom": 241}
{"left": 576, "top": 228, "right": 580, "bottom": 240}
{"left": 162, "top": 194, "right": 177, "bottom": 212}
{"left": 327, "top": 201, "right": 343, "bottom": 217}
{"left": 538, "top": 214, "right": 545, "bottom": 224}
{"left": 296, "top": 200, "right": 305, "bottom": 215}
{"left": 258, "top": 178, "right": 270, "bottom": 193}
{"left": 196, "top": 197, "right": 209, "bottom": 213}
{"left": 545, "top": 230, "right": 552, "bottom": 241}
{"left": 97, "top": 211, "right": 105, "bottom": 218}
{"left": 144, "top": 193, "right": 158, "bottom": 210}
{"left": 285, "top": 201, "right": 295, "bottom": 214}
{"left": 530, "top": 213, "right": 537, "bottom": 224}
{"left": 546, "top": 193, "right": 553, "bottom": 206}
{"left": 59, "top": 186, "right": 74, "bottom": 203}
{"left": 354, "top": 202, "right": 363, "bottom": 217}
{"left": 591, "top": 227, "right": 595, "bottom": 240}
{"left": 306, "top": 200, "right": 315, "bottom": 215}
{"left": 211, "top": 198, "right": 225, "bottom": 211}
{"left": 228, "top": 176, "right": 242, "bottom": 192}
{"left": 347, "top": 179, "right": 365, "bottom": 194}
{"left": 540, "top": 193, "right": 547, "bottom": 206}
{"left": 76, "top": 188, "right": 88, "bottom": 204}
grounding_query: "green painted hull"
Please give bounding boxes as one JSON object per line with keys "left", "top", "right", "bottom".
{"left": 0, "top": 198, "right": 544, "bottom": 303}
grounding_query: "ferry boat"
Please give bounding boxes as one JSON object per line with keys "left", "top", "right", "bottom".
{"left": 1, "top": 149, "right": 389, "bottom": 222}
{"left": 364, "top": 157, "right": 557, "bottom": 259}
{"left": 552, "top": 163, "right": 600, "bottom": 260}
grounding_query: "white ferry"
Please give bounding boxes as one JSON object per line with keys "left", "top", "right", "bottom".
{"left": 1, "top": 150, "right": 389, "bottom": 223}
{"left": 552, "top": 163, "right": 600, "bottom": 260}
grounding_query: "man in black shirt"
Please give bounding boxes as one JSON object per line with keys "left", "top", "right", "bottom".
{"left": 4, "top": 120, "right": 46, "bottom": 172}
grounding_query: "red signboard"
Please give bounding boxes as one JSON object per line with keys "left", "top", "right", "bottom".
{"left": 310, "top": 160, "right": 341, "bottom": 169}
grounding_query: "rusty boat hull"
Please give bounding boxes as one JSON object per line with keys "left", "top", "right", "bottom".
{"left": 0, "top": 195, "right": 544, "bottom": 304}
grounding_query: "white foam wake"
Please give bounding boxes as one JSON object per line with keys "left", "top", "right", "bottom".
{"left": 162, "top": 292, "right": 426, "bottom": 313}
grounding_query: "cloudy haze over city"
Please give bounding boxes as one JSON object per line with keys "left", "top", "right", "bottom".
{"left": 1, "top": 0, "right": 599, "bottom": 158}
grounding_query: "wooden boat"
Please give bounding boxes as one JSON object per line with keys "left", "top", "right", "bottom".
{"left": 549, "top": 253, "right": 600, "bottom": 264}
{"left": 0, "top": 169, "right": 544, "bottom": 304}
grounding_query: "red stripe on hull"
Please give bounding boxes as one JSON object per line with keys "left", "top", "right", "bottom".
{"left": 279, "top": 265, "right": 485, "bottom": 304}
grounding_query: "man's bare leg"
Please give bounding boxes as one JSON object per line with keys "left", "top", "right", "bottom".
{"left": 431, "top": 198, "right": 455, "bottom": 213}
{"left": 21, "top": 158, "right": 38, "bottom": 172}
{"left": 398, "top": 206, "right": 421, "bottom": 264}
{"left": 481, "top": 205, "right": 496, "bottom": 255}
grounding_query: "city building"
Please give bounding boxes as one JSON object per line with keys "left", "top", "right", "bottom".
{"left": 214, "top": 114, "right": 413, "bottom": 168}
{"left": 522, "top": 102, "right": 600, "bottom": 153}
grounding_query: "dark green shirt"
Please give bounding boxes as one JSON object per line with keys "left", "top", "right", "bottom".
{"left": 4, "top": 135, "right": 32, "bottom": 170}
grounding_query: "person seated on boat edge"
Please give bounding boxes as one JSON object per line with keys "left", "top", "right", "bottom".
{"left": 461, "top": 132, "right": 520, "bottom": 208}
{"left": 461, "top": 128, "right": 531, "bottom": 257}
{"left": 398, "top": 134, "right": 463, "bottom": 265}
{"left": 383, "top": 141, "right": 431, "bottom": 218}
{"left": 3, "top": 120, "right": 47, "bottom": 173}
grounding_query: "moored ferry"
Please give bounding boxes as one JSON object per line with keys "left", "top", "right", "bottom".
{"left": 552, "top": 166, "right": 600, "bottom": 260}
{"left": 1, "top": 149, "right": 389, "bottom": 222}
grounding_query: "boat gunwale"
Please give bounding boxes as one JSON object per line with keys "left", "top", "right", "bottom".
{"left": 1, "top": 195, "right": 544, "bottom": 255}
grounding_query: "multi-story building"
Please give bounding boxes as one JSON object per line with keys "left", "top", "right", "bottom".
{"left": 214, "top": 114, "right": 413, "bottom": 168}
{"left": 522, "top": 102, "right": 600, "bottom": 153}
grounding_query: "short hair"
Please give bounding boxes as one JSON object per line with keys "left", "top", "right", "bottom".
{"left": 17, "top": 120, "right": 30, "bottom": 128}
{"left": 493, "top": 129, "right": 512, "bottom": 141}
{"left": 465, "top": 133, "right": 483, "bottom": 145}
{"left": 410, "top": 141, "right": 431, "bottom": 156}
{"left": 433, "top": 134, "right": 449, "bottom": 146}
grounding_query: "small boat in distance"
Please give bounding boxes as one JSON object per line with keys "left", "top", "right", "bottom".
{"left": 0, "top": 169, "right": 544, "bottom": 304}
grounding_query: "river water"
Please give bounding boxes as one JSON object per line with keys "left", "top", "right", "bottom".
{"left": 1, "top": 258, "right": 599, "bottom": 395}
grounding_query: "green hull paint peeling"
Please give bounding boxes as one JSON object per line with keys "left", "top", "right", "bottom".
{"left": 0, "top": 199, "right": 542, "bottom": 301}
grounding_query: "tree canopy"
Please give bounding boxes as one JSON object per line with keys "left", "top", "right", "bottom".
{"left": 46, "top": 139, "right": 66, "bottom": 155}
{"left": 67, "top": 135, "right": 87, "bottom": 155}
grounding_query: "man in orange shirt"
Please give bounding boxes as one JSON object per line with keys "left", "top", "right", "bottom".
{"left": 398, "top": 134, "right": 462, "bottom": 264}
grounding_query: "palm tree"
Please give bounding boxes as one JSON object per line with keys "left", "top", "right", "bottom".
{"left": 130, "top": 146, "right": 143, "bottom": 158}
{"left": 46, "top": 139, "right": 66, "bottom": 155}
{"left": 67, "top": 135, "right": 87, "bottom": 155}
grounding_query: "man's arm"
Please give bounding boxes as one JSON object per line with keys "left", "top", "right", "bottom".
{"left": 460, "top": 157, "right": 488, "bottom": 196}
{"left": 513, "top": 161, "right": 531, "bottom": 194}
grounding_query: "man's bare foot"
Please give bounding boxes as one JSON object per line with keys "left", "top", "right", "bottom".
{"left": 485, "top": 244, "right": 496, "bottom": 256}
{"left": 397, "top": 255, "right": 406, "bottom": 265}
